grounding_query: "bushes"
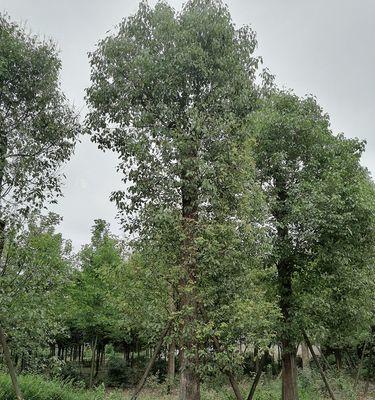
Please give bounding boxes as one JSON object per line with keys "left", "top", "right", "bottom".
{"left": 105, "top": 357, "right": 132, "bottom": 388}
{"left": 105, "top": 356, "right": 168, "bottom": 388}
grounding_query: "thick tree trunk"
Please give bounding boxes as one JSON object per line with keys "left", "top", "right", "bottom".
{"left": 275, "top": 179, "right": 299, "bottom": 400}
{"left": 179, "top": 350, "right": 200, "bottom": 400}
{"left": 278, "top": 259, "right": 298, "bottom": 400}
{"left": 281, "top": 342, "right": 298, "bottom": 400}
{"left": 0, "top": 327, "right": 23, "bottom": 400}
{"left": 179, "top": 149, "right": 200, "bottom": 400}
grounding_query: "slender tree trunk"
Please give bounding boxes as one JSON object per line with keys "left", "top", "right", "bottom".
{"left": 355, "top": 341, "right": 368, "bottom": 388}
{"left": 131, "top": 321, "right": 171, "bottom": 400}
{"left": 101, "top": 344, "right": 105, "bottom": 365}
{"left": 0, "top": 146, "right": 22, "bottom": 400}
{"left": 210, "top": 333, "right": 243, "bottom": 400}
{"left": 345, "top": 349, "right": 356, "bottom": 370}
{"left": 89, "top": 336, "right": 97, "bottom": 389}
{"left": 364, "top": 346, "right": 372, "bottom": 396}
{"left": 247, "top": 350, "right": 268, "bottom": 400}
{"left": 302, "top": 331, "right": 336, "bottom": 400}
{"left": 333, "top": 349, "right": 342, "bottom": 371}
{"left": 0, "top": 327, "right": 23, "bottom": 400}
{"left": 95, "top": 343, "right": 100, "bottom": 378}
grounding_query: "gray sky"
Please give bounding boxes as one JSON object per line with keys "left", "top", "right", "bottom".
{"left": 2, "top": 0, "right": 374, "bottom": 250}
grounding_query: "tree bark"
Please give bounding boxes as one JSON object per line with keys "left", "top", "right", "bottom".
{"left": 131, "top": 321, "right": 171, "bottom": 400}
{"left": 179, "top": 148, "right": 200, "bottom": 400}
{"left": 0, "top": 326, "right": 23, "bottom": 400}
{"left": 302, "top": 331, "right": 336, "bottom": 400}
{"left": 275, "top": 179, "right": 299, "bottom": 400}
{"left": 281, "top": 341, "right": 299, "bottom": 400}
{"left": 278, "top": 258, "right": 298, "bottom": 400}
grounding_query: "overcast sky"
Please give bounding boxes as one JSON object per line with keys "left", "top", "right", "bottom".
{"left": 2, "top": 0, "right": 374, "bottom": 250}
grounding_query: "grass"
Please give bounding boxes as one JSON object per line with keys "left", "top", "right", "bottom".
{"left": 0, "top": 370, "right": 365, "bottom": 400}
{"left": 0, "top": 373, "right": 107, "bottom": 400}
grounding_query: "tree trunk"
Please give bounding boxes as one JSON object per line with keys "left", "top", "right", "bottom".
{"left": 210, "top": 332, "right": 243, "bottom": 400}
{"left": 333, "top": 349, "right": 342, "bottom": 371}
{"left": 101, "top": 344, "right": 105, "bottom": 365}
{"left": 355, "top": 341, "right": 368, "bottom": 387}
{"left": 131, "top": 321, "right": 171, "bottom": 400}
{"left": 364, "top": 346, "right": 372, "bottom": 396}
{"left": 281, "top": 341, "right": 299, "bottom": 400}
{"left": 302, "top": 331, "right": 336, "bottom": 400}
{"left": 278, "top": 261, "right": 299, "bottom": 400}
{"left": 167, "top": 340, "right": 176, "bottom": 394}
{"left": 247, "top": 350, "right": 268, "bottom": 400}
{"left": 0, "top": 161, "right": 22, "bottom": 400}
{"left": 0, "top": 327, "right": 23, "bottom": 400}
{"left": 179, "top": 149, "right": 200, "bottom": 400}
{"left": 89, "top": 336, "right": 97, "bottom": 389}
{"left": 95, "top": 343, "right": 100, "bottom": 378}
{"left": 275, "top": 179, "right": 299, "bottom": 400}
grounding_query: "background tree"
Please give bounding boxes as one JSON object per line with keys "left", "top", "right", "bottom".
{"left": 66, "top": 220, "right": 123, "bottom": 388}
{"left": 0, "top": 213, "right": 73, "bottom": 388}
{"left": 0, "top": 13, "right": 79, "bottom": 399}
{"left": 252, "top": 90, "right": 375, "bottom": 400}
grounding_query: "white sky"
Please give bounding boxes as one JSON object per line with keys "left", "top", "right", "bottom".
{"left": 1, "top": 0, "right": 374, "bottom": 250}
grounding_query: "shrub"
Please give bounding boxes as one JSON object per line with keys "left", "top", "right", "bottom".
{"left": 105, "top": 357, "right": 132, "bottom": 388}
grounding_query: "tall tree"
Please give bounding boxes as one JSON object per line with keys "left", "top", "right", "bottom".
{"left": 86, "top": 1, "right": 260, "bottom": 398}
{"left": 253, "top": 90, "right": 375, "bottom": 400}
{"left": 0, "top": 14, "right": 79, "bottom": 399}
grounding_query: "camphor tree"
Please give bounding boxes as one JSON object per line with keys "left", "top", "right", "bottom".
{"left": 252, "top": 90, "right": 375, "bottom": 400}
{"left": 0, "top": 14, "right": 79, "bottom": 400}
{"left": 86, "top": 1, "right": 261, "bottom": 398}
